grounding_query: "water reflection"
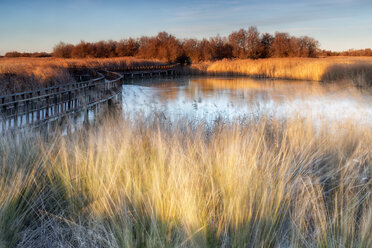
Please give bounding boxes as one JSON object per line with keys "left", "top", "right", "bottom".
{"left": 122, "top": 76, "right": 372, "bottom": 125}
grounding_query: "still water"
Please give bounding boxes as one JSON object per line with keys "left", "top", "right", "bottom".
{"left": 121, "top": 76, "right": 372, "bottom": 125}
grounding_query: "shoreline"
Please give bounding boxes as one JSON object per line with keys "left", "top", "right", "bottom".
{"left": 185, "top": 57, "right": 372, "bottom": 86}
{"left": 1, "top": 57, "right": 372, "bottom": 95}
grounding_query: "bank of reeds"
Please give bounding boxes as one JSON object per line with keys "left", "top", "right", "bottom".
{"left": 0, "top": 57, "right": 164, "bottom": 94}
{"left": 0, "top": 115, "right": 371, "bottom": 247}
{"left": 2, "top": 57, "right": 372, "bottom": 94}
{"left": 188, "top": 57, "right": 372, "bottom": 86}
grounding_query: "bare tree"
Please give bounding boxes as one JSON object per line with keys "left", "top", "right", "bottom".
{"left": 272, "top": 32, "right": 291, "bottom": 57}
{"left": 228, "top": 29, "right": 248, "bottom": 59}
{"left": 182, "top": 39, "right": 201, "bottom": 62}
{"left": 210, "top": 35, "right": 232, "bottom": 60}
{"left": 51, "top": 28, "right": 321, "bottom": 60}
{"left": 53, "top": 42, "right": 73, "bottom": 58}
{"left": 246, "top": 26, "right": 262, "bottom": 59}
{"left": 260, "top": 33, "right": 274, "bottom": 58}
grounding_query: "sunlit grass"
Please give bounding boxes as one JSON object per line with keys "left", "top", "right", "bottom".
{"left": 2, "top": 56, "right": 372, "bottom": 94}
{"left": 0, "top": 57, "right": 164, "bottom": 94}
{"left": 0, "top": 114, "right": 371, "bottom": 247}
{"left": 189, "top": 57, "right": 372, "bottom": 86}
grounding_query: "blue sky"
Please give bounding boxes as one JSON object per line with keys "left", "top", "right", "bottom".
{"left": 0, "top": 0, "right": 372, "bottom": 55}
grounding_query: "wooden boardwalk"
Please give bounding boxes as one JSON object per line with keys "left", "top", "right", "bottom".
{"left": 0, "top": 64, "right": 180, "bottom": 132}
{"left": 119, "top": 64, "right": 180, "bottom": 79}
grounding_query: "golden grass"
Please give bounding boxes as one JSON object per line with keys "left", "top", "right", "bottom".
{"left": 0, "top": 57, "right": 164, "bottom": 72}
{"left": 189, "top": 57, "right": 372, "bottom": 85}
{"left": 0, "top": 57, "right": 164, "bottom": 94}
{"left": 2, "top": 56, "right": 372, "bottom": 94}
{"left": 0, "top": 115, "right": 371, "bottom": 247}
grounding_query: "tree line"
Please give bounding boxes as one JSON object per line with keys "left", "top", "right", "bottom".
{"left": 52, "top": 27, "right": 320, "bottom": 63}
{"left": 3, "top": 51, "right": 51, "bottom": 58}
{"left": 3, "top": 27, "right": 372, "bottom": 61}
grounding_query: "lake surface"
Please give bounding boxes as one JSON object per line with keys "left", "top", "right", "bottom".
{"left": 121, "top": 76, "right": 372, "bottom": 125}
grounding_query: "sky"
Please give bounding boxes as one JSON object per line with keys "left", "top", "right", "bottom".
{"left": 0, "top": 0, "right": 372, "bottom": 55}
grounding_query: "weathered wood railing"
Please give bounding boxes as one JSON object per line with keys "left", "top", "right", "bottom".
{"left": 0, "top": 63, "right": 181, "bottom": 133}
{"left": 119, "top": 63, "right": 180, "bottom": 79}
{"left": 0, "top": 71, "right": 122, "bottom": 132}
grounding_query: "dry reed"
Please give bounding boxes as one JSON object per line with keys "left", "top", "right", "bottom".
{"left": 0, "top": 57, "right": 164, "bottom": 94}
{"left": 0, "top": 114, "right": 371, "bottom": 247}
{"left": 188, "top": 57, "right": 372, "bottom": 86}
{"left": 2, "top": 56, "right": 372, "bottom": 94}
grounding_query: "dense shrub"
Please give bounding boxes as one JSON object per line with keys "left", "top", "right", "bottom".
{"left": 51, "top": 27, "right": 322, "bottom": 62}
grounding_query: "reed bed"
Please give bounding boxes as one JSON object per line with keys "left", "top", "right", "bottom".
{"left": 188, "top": 57, "right": 372, "bottom": 86}
{"left": 2, "top": 56, "right": 372, "bottom": 94}
{"left": 0, "top": 114, "right": 371, "bottom": 247}
{"left": 0, "top": 57, "right": 164, "bottom": 94}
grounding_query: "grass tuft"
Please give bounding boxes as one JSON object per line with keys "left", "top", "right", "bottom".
{"left": 0, "top": 115, "right": 371, "bottom": 247}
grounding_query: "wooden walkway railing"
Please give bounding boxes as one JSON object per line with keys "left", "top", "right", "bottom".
{"left": 119, "top": 63, "right": 180, "bottom": 79}
{"left": 0, "top": 64, "right": 181, "bottom": 133}
{"left": 0, "top": 71, "right": 122, "bottom": 132}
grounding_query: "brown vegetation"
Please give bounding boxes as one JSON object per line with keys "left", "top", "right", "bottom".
{"left": 0, "top": 115, "right": 371, "bottom": 247}
{"left": 0, "top": 57, "right": 164, "bottom": 94}
{"left": 4, "top": 51, "right": 51, "bottom": 58}
{"left": 52, "top": 27, "right": 321, "bottom": 62}
{"left": 1, "top": 56, "right": 372, "bottom": 95}
{"left": 320, "top": 48, "right": 372, "bottom": 57}
{"left": 187, "top": 57, "right": 372, "bottom": 86}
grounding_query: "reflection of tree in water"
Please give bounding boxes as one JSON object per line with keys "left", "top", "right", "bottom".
{"left": 128, "top": 77, "right": 360, "bottom": 105}
{"left": 185, "top": 77, "right": 362, "bottom": 103}
{"left": 122, "top": 76, "right": 372, "bottom": 125}
{"left": 129, "top": 78, "right": 188, "bottom": 102}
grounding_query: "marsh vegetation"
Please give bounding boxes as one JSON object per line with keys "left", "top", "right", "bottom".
{"left": 0, "top": 57, "right": 165, "bottom": 94}
{"left": 0, "top": 74, "right": 371, "bottom": 247}
{"left": 188, "top": 57, "right": 372, "bottom": 86}
{"left": 1, "top": 46, "right": 372, "bottom": 248}
{"left": 0, "top": 113, "right": 371, "bottom": 247}
{"left": 1, "top": 56, "right": 372, "bottom": 95}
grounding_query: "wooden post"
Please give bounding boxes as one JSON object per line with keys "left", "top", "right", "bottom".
{"left": 14, "top": 102, "right": 18, "bottom": 128}
{"left": 53, "top": 94, "right": 57, "bottom": 116}
{"left": 68, "top": 92, "right": 72, "bottom": 110}
{"left": 36, "top": 102, "right": 40, "bottom": 121}
{"left": 31, "top": 108, "right": 34, "bottom": 124}
{"left": 25, "top": 101, "right": 29, "bottom": 125}
{"left": 1, "top": 105, "right": 5, "bottom": 132}
{"left": 45, "top": 96, "right": 49, "bottom": 118}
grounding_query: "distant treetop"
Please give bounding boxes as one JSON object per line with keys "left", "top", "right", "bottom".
{"left": 4, "top": 51, "right": 51, "bottom": 58}
{"left": 52, "top": 27, "right": 324, "bottom": 62}
{"left": 6, "top": 26, "right": 371, "bottom": 62}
